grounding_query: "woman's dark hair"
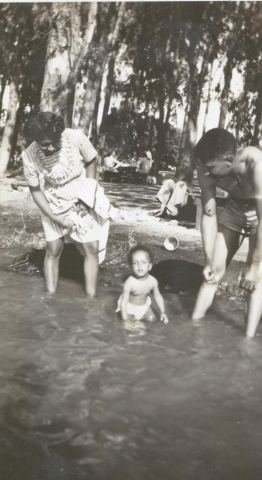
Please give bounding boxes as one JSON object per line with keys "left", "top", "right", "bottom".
{"left": 25, "top": 112, "right": 65, "bottom": 145}
{"left": 128, "top": 244, "right": 154, "bottom": 266}
{"left": 195, "top": 128, "right": 237, "bottom": 163}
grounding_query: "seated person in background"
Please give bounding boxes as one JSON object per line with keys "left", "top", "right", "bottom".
{"left": 136, "top": 151, "right": 152, "bottom": 175}
{"left": 155, "top": 178, "right": 190, "bottom": 217}
{"left": 116, "top": 245, "right": 169, "bottom": 323}
{"left": 103, "top": 151, "right": 121, "bottom": 171}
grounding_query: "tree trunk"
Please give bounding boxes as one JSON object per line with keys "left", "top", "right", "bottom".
{"left": 0, "top": 80, "right": 19, "bottom": 178}
{"left": 252, "top": 89, "right": 262, "bottom": 146}
{"left": 202, "top": 62, "right": 214, "bottom": 135}
{"left": 10, "top": 102, "right": 23, "bottom": 163}
{"left": 218, "top": 56, "right": 234, "bottom": 128}
{"left": 100, "top": 53, "right": 116, "bottom": 133}
{"left": 0, "top": 77, "right": 7, "bottom": 116}
{"left": 40, "top": 3, "right": 95, "bottom": 126}
{"left": 78, "top": 2, "right": 125, "bottom": 134}
{"left": 177, "top": 44, "right": 210, "bottom": 182}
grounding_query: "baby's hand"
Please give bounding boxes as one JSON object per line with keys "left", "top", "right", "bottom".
{"left": 160, "top": 313, "right": 169, "bottom": 324}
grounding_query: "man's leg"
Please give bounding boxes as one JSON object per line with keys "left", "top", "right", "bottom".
{"left": 82, "top": 241, "right": 99, "bottom": 297}
{"left": 245, "top": 233, "right": 262, "bottom": 337}
{"left": 192, "top": 225, "right": 242, "bottom": 320}
{"left": 44, "top": 238, "right": 64, "bottom": 292}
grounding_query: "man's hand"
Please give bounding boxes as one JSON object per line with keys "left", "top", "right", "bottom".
{"left": 238, "top": 265, "right": 261, "bottom": 291}
{"left": 203, "top": 262, "right": 217, "bottom": 284}
{"left": 160, "top": 312, "right": 169, "bottom": 324}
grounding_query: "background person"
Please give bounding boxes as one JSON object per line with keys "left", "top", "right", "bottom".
{"left": 103, "top": 151, "right": 121, "bottom": 171}
{"left": 136, "top": 151, "right": 152, "bottom": 183}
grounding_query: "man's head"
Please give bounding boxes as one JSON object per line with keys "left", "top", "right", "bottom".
{"left": 195, "top": 128, "right": 237, "bottom": 178}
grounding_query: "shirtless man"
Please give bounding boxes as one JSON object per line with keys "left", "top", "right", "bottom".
{"left": 192, "top": 128, "right": 262, "bottom": 338}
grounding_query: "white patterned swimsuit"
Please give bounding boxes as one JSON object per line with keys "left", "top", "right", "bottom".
{"left": 22, "top": 128, "right": 100, "bottom": 243}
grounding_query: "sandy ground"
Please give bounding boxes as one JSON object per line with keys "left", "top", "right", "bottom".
{"left": 1, "top": 178, "right": 262, "bottom": 480}
{"left": 0, "top": 177, "right": 249, "bottom": 281}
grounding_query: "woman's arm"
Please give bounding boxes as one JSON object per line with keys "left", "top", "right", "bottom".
{"left": 30, "top": 185, "right": 72, "bottom": 229}
{"left": 85, "top": 159, "right": 97, "bottom": 180}
{"left": 78, "top": 131, "right": 98, "bottom": 180}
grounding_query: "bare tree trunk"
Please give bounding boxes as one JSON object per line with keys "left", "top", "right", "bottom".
{"left": 100, "top": 52, "right": 116, "bottom": 132}
{"left": 40, "top": 3, "right": 97, "bottom": 126}
{"left": 252, "top": 89, "right": 262, "bottom": 146}
{"left": 218, "top": 56, "right": 234, "bottom": 128}
{"left": 202, "top": 62, "right": 214, "bottom": 135}
{"left": 177, "top": 43, "right": 210, "bottom": 182}
{"left": 79, "top": 2, "right": 125, "bottom": 134}
{"left": 0, "top": 81, "right": 19, "bottom": 178}
{"left": 0, "top": 77, "right": 7, "bottom": 116}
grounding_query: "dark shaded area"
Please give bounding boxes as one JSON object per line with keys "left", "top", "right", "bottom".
{"left": 8, "top": 245, "right": 85, "bottom": 283}
{"left": 9, "top": 249, "right": 203, "bottom": 294}
{"left": 151, "top": 259, "right": 203, "bottom": 293}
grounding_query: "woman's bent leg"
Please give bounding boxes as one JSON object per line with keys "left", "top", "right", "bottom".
{"left": 82, "top": 241, "right": 99, "bottom": 297}
{"left": 44, "top": 238, "right": 64, "bottom": 292}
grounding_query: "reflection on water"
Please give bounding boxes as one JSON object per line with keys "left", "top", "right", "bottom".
{"left": 1, "top": 265, "right": 262, "bottom": 480}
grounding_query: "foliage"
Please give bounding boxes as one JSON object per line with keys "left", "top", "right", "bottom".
{"left": 2, "top": 2, "right": 262, "bottom": 175}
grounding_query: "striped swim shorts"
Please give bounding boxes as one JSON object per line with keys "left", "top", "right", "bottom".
{"left": 219, "top": 198, "right": 258, "bottom": 235}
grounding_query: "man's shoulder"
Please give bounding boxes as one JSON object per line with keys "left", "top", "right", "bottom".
{"left": 197, "top": 163, "right": 216, "bottom": 191}
{"left": 239, "top": 146, "right": 262, "bottom": 162}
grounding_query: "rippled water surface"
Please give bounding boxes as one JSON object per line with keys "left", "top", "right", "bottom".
{"left": 1, "top": 251, "right": 262, "bottom": 480}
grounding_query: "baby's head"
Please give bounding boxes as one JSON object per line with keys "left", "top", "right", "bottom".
{"left": 128, "top": 245, "right": 154, "bottom": 278}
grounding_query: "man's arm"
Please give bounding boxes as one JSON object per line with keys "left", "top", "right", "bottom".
{"left": 240, "top": 161, "right": 262, "bottom": 291}
{"left": 198, "top": 163, "right": 218, "bottom": 281}
{"left": 152, "top": 278, "right": 169, "bottom": 323}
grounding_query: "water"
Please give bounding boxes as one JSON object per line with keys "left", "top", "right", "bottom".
{"left": 1, "top": 250, "right": 262, "bottom": 479}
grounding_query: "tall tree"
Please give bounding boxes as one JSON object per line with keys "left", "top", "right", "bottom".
{"left": 78, "top": 2, "right": 126, "bottom": 136}
{"left": 0, "top": 3, "right": 47, "bottom": 177}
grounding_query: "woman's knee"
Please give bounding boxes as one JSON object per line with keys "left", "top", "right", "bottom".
{"left": 82, "top": 241, "right": 99, "bottom": 256}
{"left": 46, "top": 239, "right": 64, "bottom": 259}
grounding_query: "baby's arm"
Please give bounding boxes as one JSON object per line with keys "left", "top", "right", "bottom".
{"left": 120, "top": 277, "right": 133, "bottom": 321}
{"left": 152, "top": 277, "right": 169, "bottom": 324}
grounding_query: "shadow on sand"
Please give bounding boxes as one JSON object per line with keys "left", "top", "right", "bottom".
{"left": 151, "top": 259, "right": 203, "bottom": 293}
{"left": 9, "top": 248, "right": 204, "bottom": 297}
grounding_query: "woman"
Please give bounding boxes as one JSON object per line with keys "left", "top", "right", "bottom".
{"left": 22, "top": 111, "right": 101, "bottom": 297}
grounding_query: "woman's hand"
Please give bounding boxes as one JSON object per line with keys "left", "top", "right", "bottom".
{"left": 52, "top": 215, "right": 73, "bottom": 230}
{"left": 75, "top": 201, "right": 88, "bottom": 217}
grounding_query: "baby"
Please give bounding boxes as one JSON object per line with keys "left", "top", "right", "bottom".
{"left": 116, "top": 245, "right": 169, "bottom": 323}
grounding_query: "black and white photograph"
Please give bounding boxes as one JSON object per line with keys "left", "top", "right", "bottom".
{"left": 1, "top": 1, "right": 262, "bottom": 479}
